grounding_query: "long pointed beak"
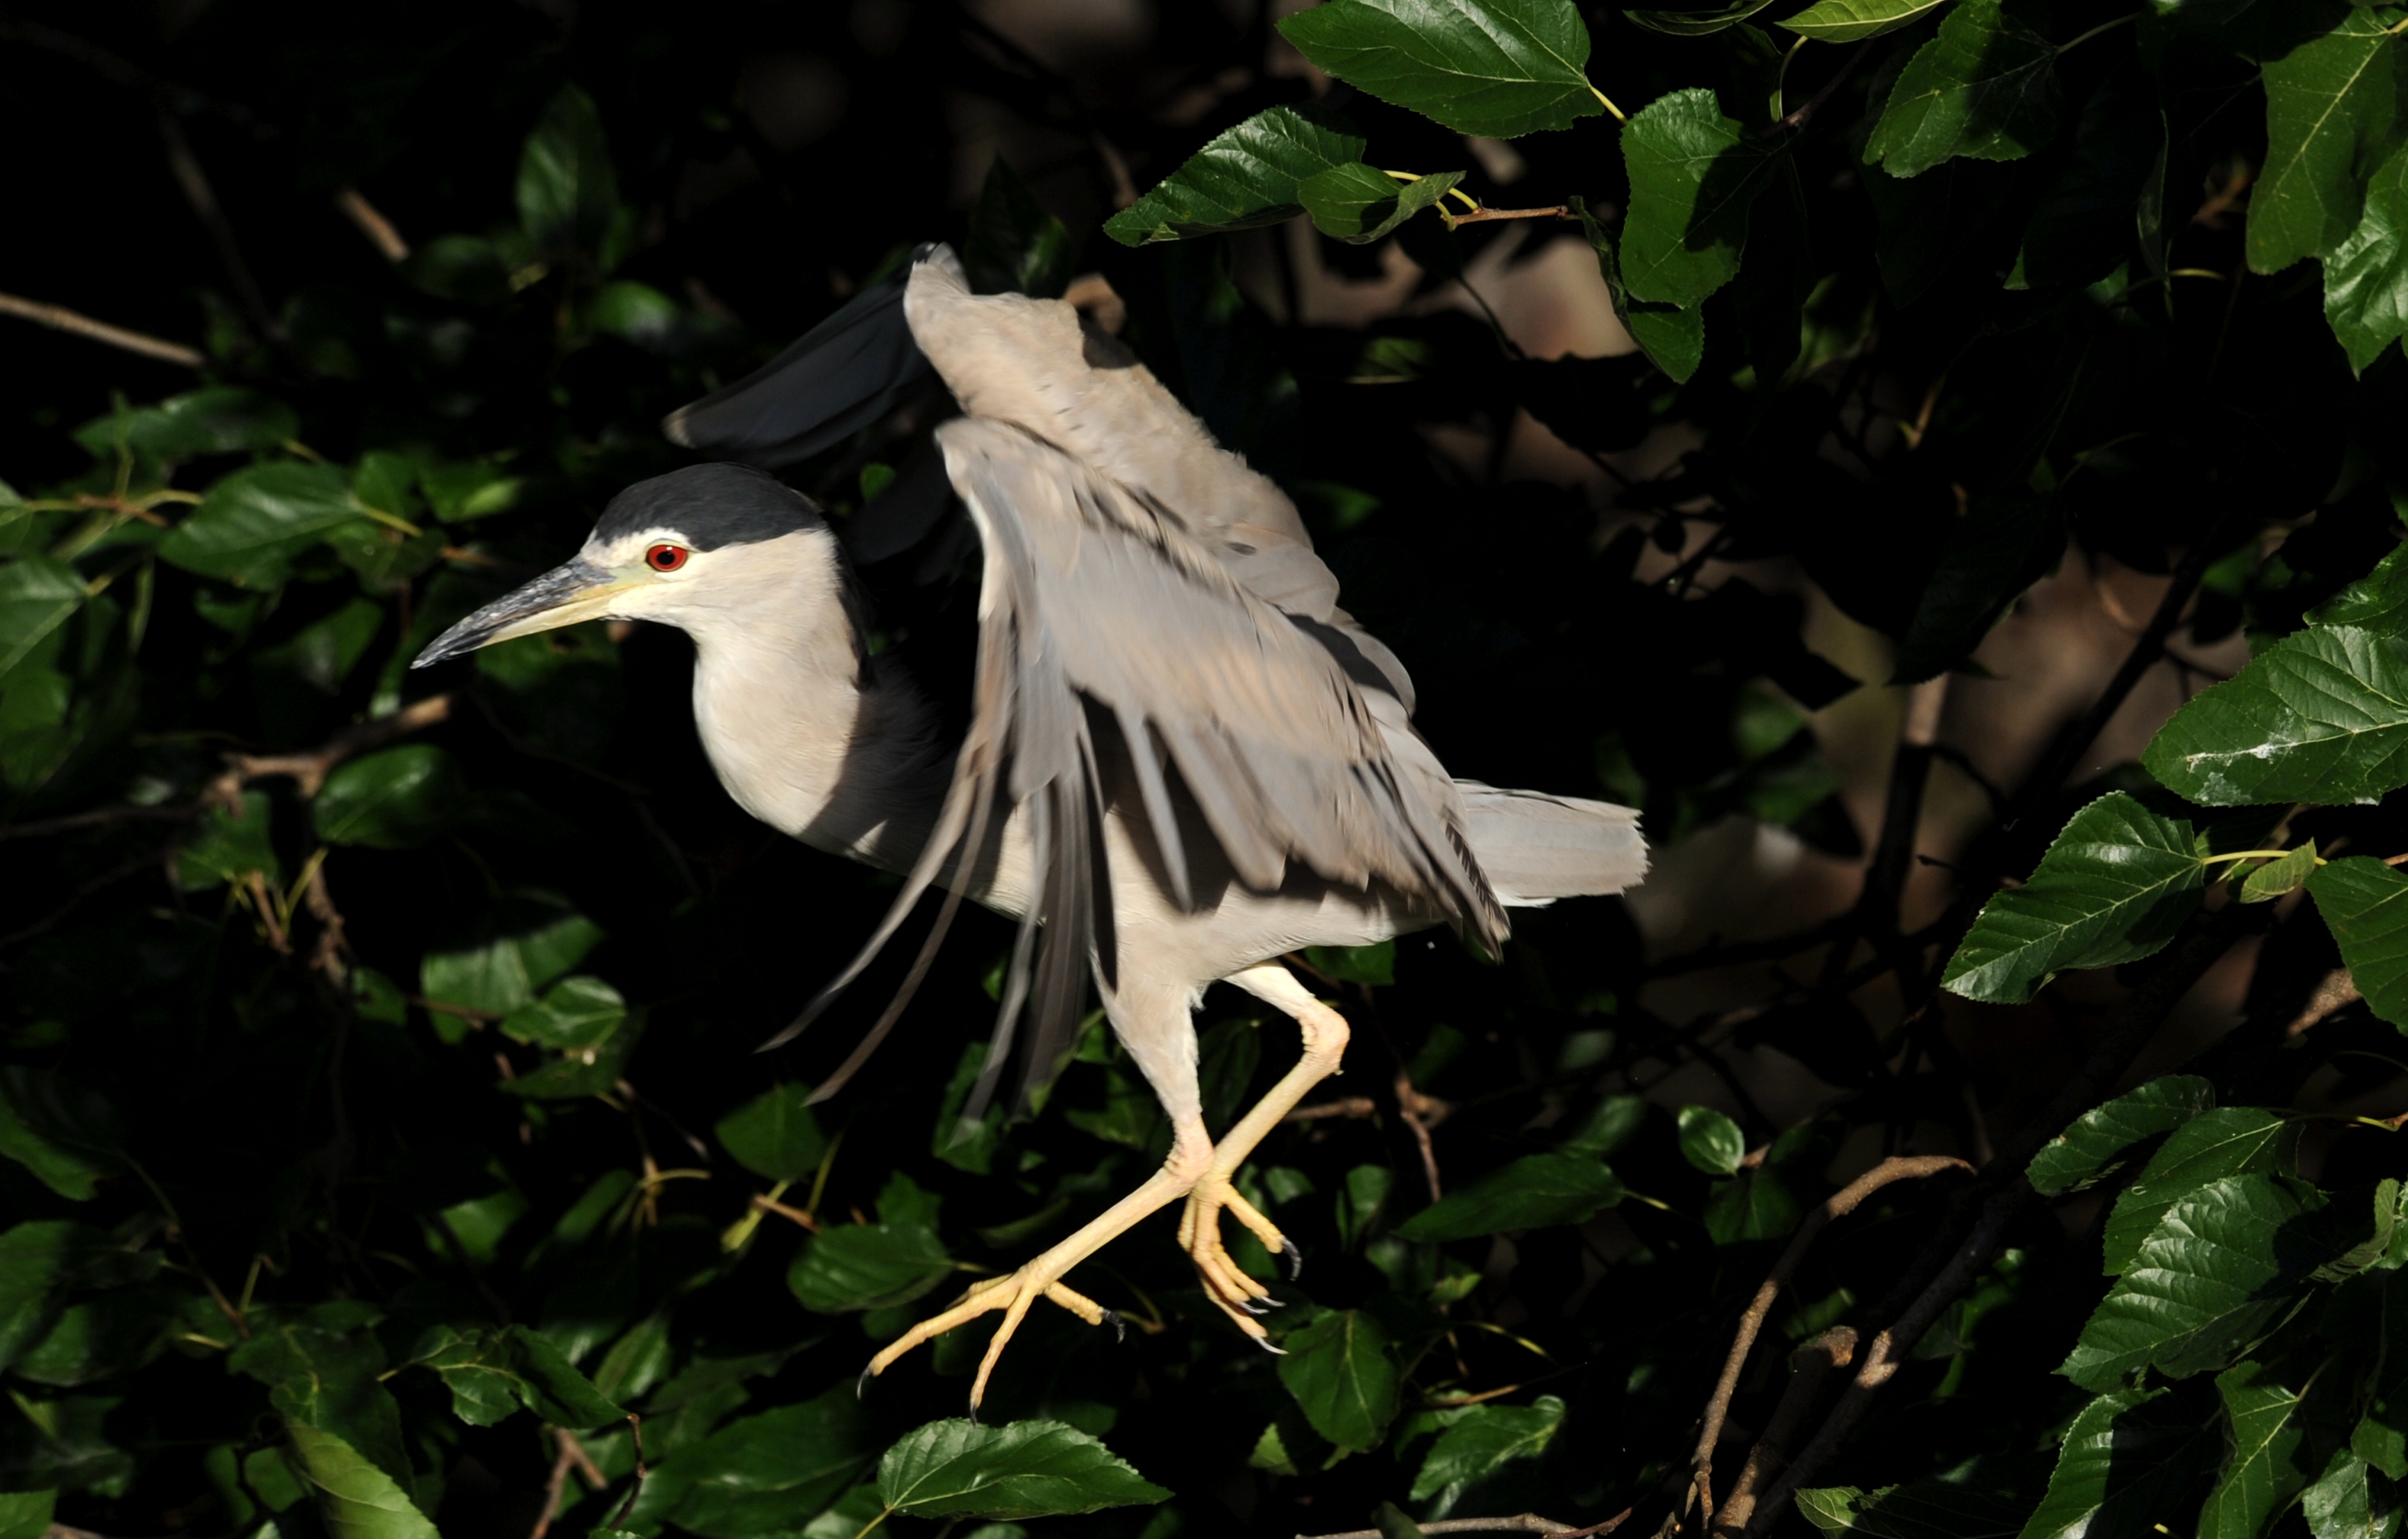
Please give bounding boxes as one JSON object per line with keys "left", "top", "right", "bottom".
{"left": 411, "top": 559, "right": 639, "bottom": 669}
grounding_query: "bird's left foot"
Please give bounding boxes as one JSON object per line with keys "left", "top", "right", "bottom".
{"left": 1176, "top": 1175, "right": 1295, "bottom": 1342}
{"left": 860, "top": 1269, "right": 1118, "bottom": 1415}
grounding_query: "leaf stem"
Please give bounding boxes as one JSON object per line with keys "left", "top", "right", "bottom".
{"left": 1590, "top": 82, "right": 1627, "bottom": 123}
{"left": 850, "top": 1506, "right": 896, "bottom": 1539}
{"left": 2056, "top": 11, "right": 2137, "bottom": 54}
{"left": 2201, "top": 849, "right": 2320, "bottom": 866}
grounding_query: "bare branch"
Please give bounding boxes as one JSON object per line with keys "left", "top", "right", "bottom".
{"left": 1713, "top": 1328, "right": 1856, "bottom": 1538}
{"left": 1686, "top": 1157, "right": 1969, "bottom": 1519}
{"left": 336, "top": 187, "right": 410, "bottom": 262}
{"left": 1300, "top": 1510, "right": 1632, "bottom": 1539}
{"left": 0, "top": 291, "right": 203, "bottom": 368}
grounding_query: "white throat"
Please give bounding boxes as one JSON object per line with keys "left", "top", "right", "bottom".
{"left": 666, "top": 530, "right": 942, "bottom": 870}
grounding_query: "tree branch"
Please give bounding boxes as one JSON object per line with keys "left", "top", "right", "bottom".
{"left": 1686, "top": 1157, "right": 1969, "bottom": 1521}
{"left": 0, "top": 291, "right": 203, "bottom": 367}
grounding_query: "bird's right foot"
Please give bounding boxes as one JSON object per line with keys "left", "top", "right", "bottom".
{"left": 1176, "top": 1175, "right": 1292, "bottom": 1342}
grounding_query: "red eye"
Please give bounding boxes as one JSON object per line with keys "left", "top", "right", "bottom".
{"left": 646, "top": 543, "right": 688, "bottom": 572}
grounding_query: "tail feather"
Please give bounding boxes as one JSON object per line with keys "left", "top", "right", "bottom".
{"left": 1455, "top": 782, "right": 1647, "bottom": 907}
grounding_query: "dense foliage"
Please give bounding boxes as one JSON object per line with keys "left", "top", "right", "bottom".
{"left": 6, "top": 1, "right": 2408, "bottom": 1537}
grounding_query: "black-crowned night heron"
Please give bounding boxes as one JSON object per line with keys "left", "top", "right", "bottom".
{"left": 415, "top": 245, "right": 1647, "bottom": 1410}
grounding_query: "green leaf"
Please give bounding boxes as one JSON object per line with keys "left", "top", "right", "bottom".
{"left": 1276, "top": 0, "right": 1606, "bottom": 140}
{"left": 1941, "top": 793, "right": 2205, "bottom": 1004}
{"left": 70, "top": 388, "right": 297, "bottom": 462}
{"left": 2314, "top": 544, "right": 2408, "bottom": 633}
{"left": 2250, "top": 10, "right": 2408, "bottom": 275}
{"left": 788, "top": 1223, "right": 951, "bottom": 1314}
{"left": 0, "top": 1069, "right": 126, "bottom": 1201}
{"left": 1798, "top": 1480, "right": 2026, "bottom": 1539}
{"left": 665, "top": 1386, "right": 875, "bottom": 1534}
{"left": 2100, "top": 1109, "right": 2298, "bottom": 1274}
{"left": 587, "top": 280, "right": 682, "bottom": 350}
{"left": 1408, "top": 1395, "right": 1564, "bottom": 1507}
{"left": 1393, "top": 1153, "right": 1623, "bottom": 1241}
{"left": 1304, "top": 941, "right": 1396, "bottom": 985}
{"left": 964, "top": 157, "right": 1074, "bottom": 298}
{"left": 497, "top": 975, "right": 625, "bottom": 1053}
{"left": 2312, "top": 858, "right": 2408, "bottom": 1029}
{"left": 2311, "top": 1450, "right": 2405, "bottom": 1539}
{"left": 157, "top": 462, "right": 363, "bottom": 588}
{"left": 1781, "top": 0, "right": 1953, "bottom": 42}
{"left": 0, "top": 556, "right": 86, "bottom": 681}
{"left": 0, "top": 1222, "right": 157, "bottom": 1375}
{"left": 498, "top": 1009, "right": 641, "bottom": 1100}
{"left": 1569, "top": 196, "right": 1707, "bottom": 382}
{"left": 174, "top": 790, "right": 279, "bottom": 891}
{"left": 313, "top": 744, "right": 464, "bottom": 849}
{"left": 1617, "top": 88, "right": 1783, "bottom": 308}
{"left": 2029, "top": 1075, "right": 2217, "bottom": 1197}
{"left": 231, "top": 1310, "right": 413, "bottom": 1492}
{"left": 1104, "top": 105, "right": 1366, "bottom": 245}
{"left": 2359, "top": 1273, "right": 2408, "bottom": 1478}
{"left": 0, "top": 1493, "right": 55, "bottom": 1539}
{"left": 1892, "top": 497, "right": 2066, "bottom": 682}
{"left": 1299, "top": 165, "right": 1466, "bottom": 244}
{"left": 1705, "top": 1168, "right": 1806, "bottom": 1243}
{"left": 2061, "top": 1175, "right": 2340, "bottom": 1391}
{"left": 408, "top": 1324, "right": 623, "bottom": 1429}
{"left": 283, "top": 1422, "right": 440, "bottom": 1539}
{"left": 419, "top": 462, "right": 526, "bottom": 523}
{"left": 2146, "top": 627, "right": 2408, "bottom": 806}
{"left": 1558, "top": 1093, "right": 1650, "bottom": 1158}
{"left": 1278, "top": 1308, "right": 1402, "bottom": 1452}
{"left": 2016, "top": 1389, "right": 2221, "bottom": 1539}
{"left": 1626, "top": 0, "right": 1781, "bottom": 38}
{"left": 1678, "top": 1104, "right": 1748, "bottom": 1176}
{"left": 716, "top": 1082, "right": 830, "bottom": 1183}
{"left": 876, "top": 1419, "right": 1171, "bottom": 1520}
{"left": 2239, "top": 841, "right": 2322, "bottom": 904}
{"left": 420, "top": 891, "right": 603, "bottom": 1017}
{"left": 518, "top": 82, "right": 619, "bottom": 256}
{"left": 1865, "top": 0, "right": 2065, "bottom": 178}
{"left": 2200, "top": 1361, "right": 2318, "bottom": 1539}
{"left": 2326, "top": 140, "right": 2408, "bottom": 372}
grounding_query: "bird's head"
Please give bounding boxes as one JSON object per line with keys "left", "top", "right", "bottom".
{"left": 412, "top": 463, "right": 834, "bottom": 669}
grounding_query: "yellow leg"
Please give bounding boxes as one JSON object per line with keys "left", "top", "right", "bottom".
{"left": 1177, "top": 962, "right": 1350, "bottom": 1341}
{"left": 862, "top": 1130, "right": 1213, "bottom": 1413}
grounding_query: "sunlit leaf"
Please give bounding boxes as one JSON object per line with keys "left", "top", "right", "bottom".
{"left": 1570, "top": 196, "right": 1708, "bottom": 382}
{"left": 0, "top": 556, "right": 86, "bottom": 681}
{"left": 876, "top": 1419, "right": 1170, "bottom": 1520}
{"left": 1300, "top": 164, "right": 1465, "bottom": 244}
{"left": 787, "top": 1223, "right": 950, "bottom": 1314}
{"left": 313, "top": 744, "right": 464, "bottom": 849}
{"left": 1408, "top": 1395, "right": 1563, "bottom": 1510}
{"left": 2145, "top": 628, "right": 2408, "bottom": 806}
{"left": 1941, "top": 793, "right": 2205, "bottom": 1004}
{"left": 2027, "top": 1074, "right": 2216, "bottom": 1197}
{"left": 157, "top": 462, "right": 363, "bottom": 589}
{"left": 518, "top": 83, "right": 619, "bottom": 257}
{"left": 1104, "top": 106, "right": 1366, "bottom": 245}
{"left": 283, "top": 1422, "right": 440, "bottom": 1539}
{"left": 1617, "top": 88, "right": 1783, "bottom": 308}
{"left": 406, "top": 1323, "right": 623, "bottom": 1429}
{"left": 2326, "top": 140, "right": 2408, "bottom": 372}
{"left": 1677, "top": 1104, "right": 1747, "bottom": 1176}
{"left": 2099, "top": 1109, "right": 2297, "bottom": 1274}
{"left": 2199, "top": 1361, "right": 2317, "bottom": 1539}
{"left": 70, "top": 388, "right": 297, "bottom": 462}
{"left": 665, "top": 1385, "right": 875, "bottom": 1534}
{"left": 1865, "top": 0, "right": 2064, "bottom": 178}
{"left": 2016, "top": 1389, "right": 2220, "bottom": 1539}
{"left": 2250, "top": 10, "right": 2408, "bottom": 275}
{"left": 1277, "top": 0, "right": 1607, "bottom": 139}
{"left": 1781, "top": 0, "right": 1954, "bottom": 42}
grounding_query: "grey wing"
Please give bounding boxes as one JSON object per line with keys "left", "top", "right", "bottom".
{"left": 902, "top": 248, "right": 1418, "bottom": 711}
{"left": 787, "top": 417, "right": 1507, "bottom": 1116}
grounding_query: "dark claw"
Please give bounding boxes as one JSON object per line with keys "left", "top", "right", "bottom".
{"left": 967, "top": 1397, "right": 982, "bottom": 1427}
{"left": 1254, "top": 1336, "right": 1289, "bottom": 1356}
{"left": 1237, "top": 1296, "right": 1271, "bottom": 1317}
{"left": 1103, "top": 1308, "right": 1126, "bottom": 1344}
{"left": 1282, "top": 1239, "right": 1305, "bottom": 1281}
{"left": 857, "top": 1365, "right": 876, "bottom": 1400}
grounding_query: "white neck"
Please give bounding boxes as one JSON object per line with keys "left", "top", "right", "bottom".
{"left": 670, "top": 531, "right": 946, "bottom": 872}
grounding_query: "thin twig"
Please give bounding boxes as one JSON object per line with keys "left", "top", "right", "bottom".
{"left": 1685, "top": 1157, "right": 1968, "bottom": 1520}
{"left": 1300, "top": 1511, "right": 1630, "bottom": 1539}
{"left": 1763, "top": 43, "right": 1869, "bottom": 138}
{"left": 530, "top": 1427, "right": 603, "bottom": 1539}
{"left": 0, "top": 291, "right": 203, "bottom": 367}
{"left": 1443, "top": 205, "right": 1571, "bottom": 229}
{"left": 157, "top": 107, "right": 285, "bottom": 348}
{"left": 335, "top": 187, "right": 409, "bottom": 262}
